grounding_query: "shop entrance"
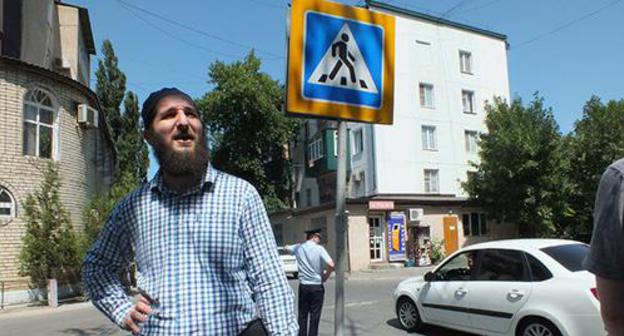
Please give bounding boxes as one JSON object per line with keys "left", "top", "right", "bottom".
{"left": 368, "top": 216, "right": 384, "bottom": 262}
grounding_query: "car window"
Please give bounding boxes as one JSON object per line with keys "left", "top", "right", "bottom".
{"left": 434, "top": 251, "right": 477, "bottom": 281}
{"left": 541, "top": 243, "right": 588, "bottom": 272}
{"left": 525, "top": 252, "right": 552, "bottom": 281}
{"left": 476, "top": 249, "right": 528, "bottom": 281}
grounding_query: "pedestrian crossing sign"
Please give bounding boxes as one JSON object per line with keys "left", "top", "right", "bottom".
{"left": 287, "top": 0, "right": 395, "bottom": 124}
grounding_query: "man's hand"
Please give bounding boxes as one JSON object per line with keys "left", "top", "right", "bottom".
{"left": 123, "top": 296, "right": 152, "bottom": 335}
{"left": 322, "top": 262, "right": 335, "bottom": 283}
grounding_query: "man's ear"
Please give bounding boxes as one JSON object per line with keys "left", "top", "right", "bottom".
{"left": 144, "top": 129, "right": 154, "bottom": 146}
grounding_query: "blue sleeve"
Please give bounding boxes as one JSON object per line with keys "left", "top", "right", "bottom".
{"left": 240, "top": 186, "right": 298, "bottom": 335}
{"left": 81, "top": 204, "right": 134, "bottom": 328}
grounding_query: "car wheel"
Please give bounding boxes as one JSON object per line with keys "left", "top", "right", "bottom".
{"left": 517, "top": 317, "right": 562, "bottom": 336}
{"left": 396, "top": 297, "right": 422, "bottom": 332}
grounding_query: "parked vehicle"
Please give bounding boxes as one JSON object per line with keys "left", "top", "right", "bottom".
{"left": 278, "top": 247, "right": 298, "bottom": 278}
{"left": 393, "top": 239, "right": 604, "bottom": 336}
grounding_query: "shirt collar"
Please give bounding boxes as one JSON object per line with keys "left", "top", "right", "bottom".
{"left": 149, "top": 163, "right": 216, "bottom": 195}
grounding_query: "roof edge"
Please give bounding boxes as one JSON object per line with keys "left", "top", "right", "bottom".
{"left": 367, "top": 0, "right": 507, "bottom": 41}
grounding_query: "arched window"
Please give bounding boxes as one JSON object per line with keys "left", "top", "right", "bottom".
{"left": 23, "top": 88, "right": 56, "bottom": 159}
{"left": 0, "top": 186, "right": 15, "bottom": 222}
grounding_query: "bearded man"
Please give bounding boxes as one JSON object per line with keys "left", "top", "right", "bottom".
{"left": 83, "top": 88, "right": 298, "bottom": 335}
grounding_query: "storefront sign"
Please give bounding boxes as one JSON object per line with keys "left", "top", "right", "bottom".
{"left": 369, "top": 200, "right": 394, "bottom": 210}
{"left": 387, "top": 212, "right": 406, "bottom": 261}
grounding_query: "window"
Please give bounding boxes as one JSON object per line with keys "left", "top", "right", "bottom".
{"left": 462, "top": 90, "right": 475, "bottom": 114}
{"left": 352, "top": 128, "right": 363, "bottom": 156}
{"left": 421, "top": 126, "right": 437, "bottom": 151}
{"left": 307, "top": 137, "right": 323, "bottom": 162}
{"left": 459, "top": 50, "right": 472, "bottom": 74}
{"left": 462, "top": 213, "right": 487, "bottom": 236}
{"left": 541, "top": 244, "right": 589, "bottom": 272}
{"left": 433, "top": 251, "right": 477, "bottom": 281}
{"left": 465, "top": 130, "right": 478, "bottom": 153}
{"left": 305, "top": 188, "right": 312, "bottom": 207}
{"left": 476, "top": 249, "right": 528, "bottom": 281}
{"left": 526, "top": 253, "right": 552, "bottom": 281}
{"left": 0, "top": 186, "right": 16, "bottom": 223}
{"left": 419, "top": 83, "right": 434, "bottom": 108}
{"left": 23, "top": 88, "right": 56, "bottom": 159}
{"left": 424, "top": 169, "right": 439, "bottom": 193}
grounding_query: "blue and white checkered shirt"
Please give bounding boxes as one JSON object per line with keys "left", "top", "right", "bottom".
{"left": 83, "top": 164, "right": 298, "bottom": 335}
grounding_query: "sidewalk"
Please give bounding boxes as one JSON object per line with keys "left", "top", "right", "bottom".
{"left": 0, "top": 300, "right": 92, "bottom": 320}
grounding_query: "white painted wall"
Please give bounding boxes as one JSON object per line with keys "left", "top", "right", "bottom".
{"left": 367, "top": 12, "right": 510, "bottom": 197}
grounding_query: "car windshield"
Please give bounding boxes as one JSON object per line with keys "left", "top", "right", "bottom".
{"left": 540, "top": 243, "right": 589, "bottom": 272}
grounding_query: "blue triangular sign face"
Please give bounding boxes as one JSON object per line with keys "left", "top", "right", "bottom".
{"left": 307, "top": 23, "right": 378, "bottom": 94}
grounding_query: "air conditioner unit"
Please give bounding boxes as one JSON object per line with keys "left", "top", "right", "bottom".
{"left": 408, "top": 208, "right": 424, "bottom": 222}
{"left": 77, "top": 104, "right": 99, "bottom": 128}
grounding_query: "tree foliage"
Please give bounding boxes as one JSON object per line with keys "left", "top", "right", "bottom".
{"left": 196, "top": 52, "right": 298, "bottom": 212}
{"left": 462, "top": 95, "right": 566, "bottom": 237}
{"left": 95, "top": 39, "right": 126, "bottom": 144}
{"left": 117, "top": 91, "right": 149, "bottom": 184}
{"left": 563, "top": 97, "right": 624, "bottom": 240}
{"left": 19, "top": 163, "right": 80, "bottom": 289}
{"left": 84, "top": 40, "right": 148, "bottom": 248}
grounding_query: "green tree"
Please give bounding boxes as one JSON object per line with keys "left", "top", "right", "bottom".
{"left": 95, "top": 39, "right": 126, "bottom": 144}
{"left": 462, "top": 95, "right": 567, "bottom": 237}
{"left": 117, "top": 91, "right": 149, "bottom": 184}
{"left": 19, "top": 163, "right": 80, "bottom": 290}
{"left": 564, "top": 96, "right": 624, "bottom": 240}
{"left": 196, "top": 52, "right": 298, "bottom": 212}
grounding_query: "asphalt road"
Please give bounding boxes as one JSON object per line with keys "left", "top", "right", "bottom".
{"left": 0, "top": 267, "right": 474, "bottom": 336}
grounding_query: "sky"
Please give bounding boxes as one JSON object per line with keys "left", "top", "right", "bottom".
{"left": 70, "top": 0, "right": 624, "bottom": 178}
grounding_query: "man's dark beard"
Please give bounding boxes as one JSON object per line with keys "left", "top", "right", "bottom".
{"left": 152, "top": 131, "right": 210, "bottom": 183}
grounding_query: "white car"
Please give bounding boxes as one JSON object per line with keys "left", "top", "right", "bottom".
{"left": 394, "top": 239, "right": 604, "bottom": 336}
{"left": 278, "top": 247, "right": 298, "bottom": 278}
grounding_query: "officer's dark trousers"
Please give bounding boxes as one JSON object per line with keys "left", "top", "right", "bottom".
{"left": 298, "top": 284, "right": 324, "bottom": 336}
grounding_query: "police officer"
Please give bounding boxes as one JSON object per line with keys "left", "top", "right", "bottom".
{"left": 285, "top": 229, "right": 335, "bottom": 336}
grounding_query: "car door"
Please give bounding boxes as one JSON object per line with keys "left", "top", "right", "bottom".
{"left": 465, "top": 248, "right": 533, "bottom": 334}
{"left": 418, "top": 250, "right": 476, "bottom": 329}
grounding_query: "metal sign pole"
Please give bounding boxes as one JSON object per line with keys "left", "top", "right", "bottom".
{"left": 334, "top": 120, "right": 347, "bottom": 336}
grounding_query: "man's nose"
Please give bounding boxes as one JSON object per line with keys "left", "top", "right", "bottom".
{"left": 175, "top": 110, "right": 190, "bottom": 128}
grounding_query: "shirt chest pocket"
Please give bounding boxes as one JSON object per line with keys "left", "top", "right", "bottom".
{"left": 190, "top": 210, "right": 243, "bottom": 271}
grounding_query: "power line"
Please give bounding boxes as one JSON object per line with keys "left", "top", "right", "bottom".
{"left": 113, "top": 0, "right": 284, "bottom": 59}
{"left": 441, "top": 0, "right": 473, "bottom": 18}
{"left": 117, "top": 1, "right": 243, "bottom": 60}
{"left": 513, "top": 0, "right": 622, "bottom": 49}
{"left": 459, "top": 0, "right": 503, "bottom": 14}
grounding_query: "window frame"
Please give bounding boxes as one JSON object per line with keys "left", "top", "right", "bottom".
{"left": 462, "top": 212, "right": 488, "bottom": 236}
{"left": 307, "top": 137, "right": 324, "bottom": 162}
{"left": 419, "top": 83, "right": 435, "bottom": 109}
{"left": 464, "top": 130, "right": 478, "bottom": 153}
{"left": 421, "top": 125, "right": 438, "bottom": 151}
{"left": 23, "top": 88, "right": 58, "bottom": 160}
{"left": 424, "top": 169, "right": 439, "bottom": 193}
{"left": 352, "top": 128, "right": 364, "bottom": 156}
{"left": 0, "top": 186, "right": 16, "bottom": 224}
{"left": 459, "top": 50, "right": 473, "bottom": 74}
{"left": 462, "top": 90, "right": 476, "bottom": 114}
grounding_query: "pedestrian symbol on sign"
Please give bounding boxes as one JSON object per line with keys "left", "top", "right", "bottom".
{"left": 308, "top": 23, "right": 378, "bottom": 94}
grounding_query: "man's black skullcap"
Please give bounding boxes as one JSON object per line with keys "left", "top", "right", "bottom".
{"left": 305, "top": 228, "right": 323, "bottom": 235}
{"left": 141, "top": 87, "right": 197, "bottom": 128}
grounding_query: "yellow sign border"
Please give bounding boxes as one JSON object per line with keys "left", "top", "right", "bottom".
{"left": 287, "top": 0, "right": 395, "bottom": 124}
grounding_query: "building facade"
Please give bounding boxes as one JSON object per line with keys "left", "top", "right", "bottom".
{"left": 273, "top": 1, "right": 515, "bottom": 270}
{"left": 0, "top": 0, "right": 115, "bottom": 303}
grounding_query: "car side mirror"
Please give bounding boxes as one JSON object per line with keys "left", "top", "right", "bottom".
{"left": 424, "top": 271, "right": 435, "bottom": 282}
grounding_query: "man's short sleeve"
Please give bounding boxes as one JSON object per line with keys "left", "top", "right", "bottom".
{"left": 585, "top": 165, "right": 624, "bottom": 280}
{"left": 320, "top": 247, "right": 333, "bottom": 265}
